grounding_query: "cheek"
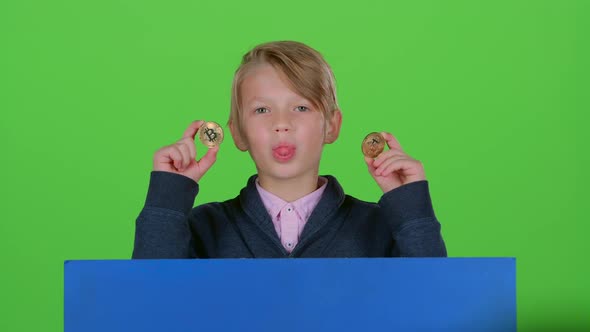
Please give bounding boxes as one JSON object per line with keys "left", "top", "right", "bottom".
{"left": 306, "top": 119, "right": 327, "bottom": 143}
{"left": 242, "top": 119, "right": 263, "bottom": 142}
{"left": 245, "top": 127, "right": 267, "bottom": 144}
{"left": 244, "top": 127, "right": 271, "bottom": 156}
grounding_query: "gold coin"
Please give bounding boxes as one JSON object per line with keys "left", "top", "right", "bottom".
{"left": 197, "top": 121, "right": 224, "bottom": 148}
{"left": 361, "top": 132, "right": 385, "bottom": 158}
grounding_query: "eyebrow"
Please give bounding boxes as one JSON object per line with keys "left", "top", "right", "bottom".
{"left": 245, "top": 97, "right": 270, "bottom": 105}
{"left": 245, "top": 96, "right": 311, "bottom": 107}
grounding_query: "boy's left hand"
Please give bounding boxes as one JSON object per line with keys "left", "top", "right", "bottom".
{"left": 364, "top": 132, "right": 426, "bottom": 193}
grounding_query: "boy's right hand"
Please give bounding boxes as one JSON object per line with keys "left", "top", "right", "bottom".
{"left": 153, "top": 120, "right": 220, "bottom": 183}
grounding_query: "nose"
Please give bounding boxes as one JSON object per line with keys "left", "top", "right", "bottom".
{"left": 273, "top": 111, "right": 292, "bottom": 133}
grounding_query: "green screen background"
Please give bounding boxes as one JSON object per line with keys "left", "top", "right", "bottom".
{"left": 1, "top": 0, "right": 588, "bottom": 330}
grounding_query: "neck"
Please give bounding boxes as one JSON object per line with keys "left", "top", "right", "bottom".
{"left": 257, "top": 172, "right": 320, "bottom": 202}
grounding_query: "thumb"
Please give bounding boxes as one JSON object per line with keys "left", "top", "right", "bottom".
{"left": 197, "top": 146, "right": 220, "bottom": 173}
{"left": 184, "top": 146, "right": 220, "bottom": 183}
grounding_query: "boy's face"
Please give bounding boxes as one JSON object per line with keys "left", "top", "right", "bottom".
{"left": 231, "top": 64, "right": 341, "bottom": 182}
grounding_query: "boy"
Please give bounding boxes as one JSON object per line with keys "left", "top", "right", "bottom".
{"left": 132, "top": 41, "right": 447, "bottom": 258}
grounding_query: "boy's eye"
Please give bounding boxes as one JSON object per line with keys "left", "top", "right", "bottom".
{"left": 255, "top": 107, "right": 269, "bottom": 114}
{"left": 296, "top": 106, "right": 309, "bottom": 112}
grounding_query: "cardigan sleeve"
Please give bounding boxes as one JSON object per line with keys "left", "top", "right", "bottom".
{"left": 378, "top": 180, "right": 447, "bottom": 257}
{"left": 131, "top": 171, "right": 199, "bottom": 259}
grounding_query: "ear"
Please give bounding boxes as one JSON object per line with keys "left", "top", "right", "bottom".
{"left": 229, "top": 121, "right": 249, "bottom": 151}
{"left": 324, "top": 109, "right": 342, "bottom": 144}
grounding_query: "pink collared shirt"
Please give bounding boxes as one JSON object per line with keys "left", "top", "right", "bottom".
{"left": 255, "top": 177, "right": 328, "bottom": 253}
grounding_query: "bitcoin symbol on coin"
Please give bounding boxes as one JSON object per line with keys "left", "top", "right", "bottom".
{"left": 204, "top": 128, "right": 217, "bottom": 142}
{"left": 197, "top": 121, "right": 224, "bottom": 148}
{"left": 361, "top": 132, "right": 385, "bottom": 158}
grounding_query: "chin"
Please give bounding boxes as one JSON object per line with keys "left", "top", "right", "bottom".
{"left": 254, "top": 152, "right": 320, "bottom": 180}
{"left": 262, "top": 164, "right": 313, "bottom": 181}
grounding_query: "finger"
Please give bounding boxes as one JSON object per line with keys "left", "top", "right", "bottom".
{"left": 381, "top": 132, "right": 404, "bottom": 152}
{"left": 375, "top": 157, "right": 413, "bottom": 176}
{"left": 174, "top": 143, "right": 191, "bottom": 170}
{"left": 186, "top": 137, "right": 196, "bottom": 160}
{"left": 177, "top": 137, "right": 196, "bottom": 160}
{"left": 373, "top": 149, "right": 408, "bottom": 168}
{"left": 364, "top": 156, "right": 376, "bottom": 172}
{"left": 167, "top": 146, "right": 183, "bottom": 170}
{"left": 380, "top": 159, "right": 419, "bottom": 178}
{"left": 154, "top": 146, "right": 174, "bottom": 171}
{"left": 374, "top": 156, "right": 396, "bottom": 175}
{"left": 182, "top": 120, "right": 205, "bottom": 139}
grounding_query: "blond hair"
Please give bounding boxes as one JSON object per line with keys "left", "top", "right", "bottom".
{"left": 229, "top": 41, "right": 339, "bottom": 135}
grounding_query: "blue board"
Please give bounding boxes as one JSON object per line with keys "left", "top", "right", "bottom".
{"left": 65, "top": 258, "right": 516, "bottom": 331}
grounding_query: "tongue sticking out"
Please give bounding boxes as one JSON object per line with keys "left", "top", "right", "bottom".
{"left": 273, "top": 145, "right": 295, "bottom": 162}
{"left": 276, "top": 147, "right": 292, "bottom": 156}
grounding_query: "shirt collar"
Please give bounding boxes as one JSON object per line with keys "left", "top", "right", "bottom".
{"left": 255, "top": 177, "right": 328, "bottom": 220}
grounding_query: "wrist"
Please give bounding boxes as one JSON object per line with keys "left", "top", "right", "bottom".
{"left": 144, "top": 171, "right": 199, "bottom": 215}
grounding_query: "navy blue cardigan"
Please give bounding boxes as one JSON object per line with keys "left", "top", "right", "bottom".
{"left": 132, "top": 171, "right": 447, "bottom": 258}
